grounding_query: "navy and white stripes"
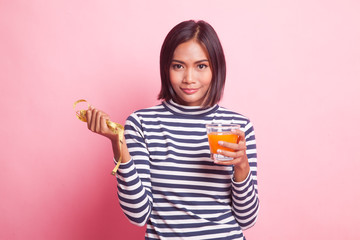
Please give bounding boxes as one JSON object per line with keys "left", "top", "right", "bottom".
{"left": 116, "top": 100, "right": 259, "bottom": 239}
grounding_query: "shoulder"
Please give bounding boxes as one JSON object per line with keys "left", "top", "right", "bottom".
{"left": 130, "top": 103, "right": 169, "bottom": 118}
{"left": 134, "top": 103, "right": 164, "bottom": 113}
{"left": 215, "top": 106, "right": 256, "bottom": 135}
{"left": 216, "top": 106, "right": 251, "bottom": 123}
{"left": 126, "top": 102, "right": 169, "bottom": 123}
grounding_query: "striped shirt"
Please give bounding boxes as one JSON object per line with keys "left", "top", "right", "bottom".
{"left": 116, "top": 100, "right": 259, "bottom": 240}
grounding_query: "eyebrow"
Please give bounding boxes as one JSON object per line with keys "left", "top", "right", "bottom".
{"left": 171, "top": 59, "right": 209, "bottom": 64}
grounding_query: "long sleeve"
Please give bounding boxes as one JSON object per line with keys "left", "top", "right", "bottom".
{"left": 115, "top": 113, "right": 153, "bottom": 226}
{"left": 113, "top": 101, "right": 259, "bottom": 239}
{"left": 231, "top": 120, "right": 260, "bottom": 229}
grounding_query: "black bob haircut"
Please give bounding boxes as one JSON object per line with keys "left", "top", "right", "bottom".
{"left": 158, "top": 20, "right": 226, "bottom": 107}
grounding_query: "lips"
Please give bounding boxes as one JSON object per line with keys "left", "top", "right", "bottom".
{"left": 181, "top": 88, "right": 199, "bottom": 94}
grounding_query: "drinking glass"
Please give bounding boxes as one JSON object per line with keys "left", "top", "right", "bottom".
{"left": 206, "top": 124, "right": 240, "bottom": 161}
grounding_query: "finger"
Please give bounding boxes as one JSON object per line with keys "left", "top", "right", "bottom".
{"left": 90, "top": 109, "right": 98, "bottom": 132}
{"left": 217, "top": 149, "right": 245, "bottom": 159}
{"left": 219, "top": 141, "right": 246, "bottom": 151}
{"left": 231, "top": 129, "right": 245, "bottom": 142}
{"left": 238, "top": 141, "right": 247, "bottom": 151}
{"left": 86, "top": 108, "right": 93, "bottom": 130}
{"left": 218, "top": 141, "right": 240, "bottom": 151}
{"left": 100, "top": 115, "right": 110, "bottom": 135}
{"left": 95, "top": 110, "right": 102, "bottom": 133}
{"left": 214, "top": 157, "right": 242, "bottom": 166}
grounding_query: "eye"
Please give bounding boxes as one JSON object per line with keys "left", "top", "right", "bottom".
{"left": 172, "top": 64, "right": 183, "bottom": 70}
{"left": 198, "top": 64, "right": 208, "bottom": 70}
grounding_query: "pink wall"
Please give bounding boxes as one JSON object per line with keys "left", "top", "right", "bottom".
{"left": 1, "top": 0, "right": 359, "bottom": 239}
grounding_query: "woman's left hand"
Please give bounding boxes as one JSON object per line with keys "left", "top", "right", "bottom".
{"left": 215, "top": 129, "right": 250, "bottom": 182}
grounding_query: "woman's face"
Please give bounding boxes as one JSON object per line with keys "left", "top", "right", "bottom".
{"left": 169, "top": 40, "right": 212, "bottom": 106}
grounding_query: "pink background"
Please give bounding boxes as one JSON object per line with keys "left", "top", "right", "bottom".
{"left": 1, "top": 0, "right": 359, "bottom": 239}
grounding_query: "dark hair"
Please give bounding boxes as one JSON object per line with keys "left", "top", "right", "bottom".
{"left": 158, "top": 20, "right": 226, "bottom": 107}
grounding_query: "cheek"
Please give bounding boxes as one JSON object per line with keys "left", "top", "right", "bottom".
{"left": 169, "top": 71, "right": 181, "bottom": 86}
{"left": 169, "top": 72, "right": 176, "bottom": 87}
{"left": 203, "top": 72, "right": 212, "bottom": 86}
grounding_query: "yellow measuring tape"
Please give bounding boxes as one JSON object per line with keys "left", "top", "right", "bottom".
{"left": 73, "top": 99, "right": 124, "bottom": 175}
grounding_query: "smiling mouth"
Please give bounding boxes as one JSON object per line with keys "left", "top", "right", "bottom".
{"left": 181, "top": 88, "right": 199, "bottom": 94}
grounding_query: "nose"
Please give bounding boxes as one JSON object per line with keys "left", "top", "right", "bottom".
{"left": 182, "top": 68, "right": 195, "bottom": 84}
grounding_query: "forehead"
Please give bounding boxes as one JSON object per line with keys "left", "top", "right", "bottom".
{"left": 172, "top": 40, "right": 209, "bottom": 61}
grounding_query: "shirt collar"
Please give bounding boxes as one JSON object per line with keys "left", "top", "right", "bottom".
{"left": 162, "top": 99, "right": 219, "bottom": 116}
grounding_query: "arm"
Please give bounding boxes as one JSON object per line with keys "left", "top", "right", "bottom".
{"left": 115, "top": 113, "right": 153, "bottom": 226}
{"left": 231, "top": 121, "right": 259, "bottom": 229}
{"left": 215, "top": 121, "right": 259, "bottom": 229}
{"left": 85, "top": 108, "right": 152, "bottom": 226}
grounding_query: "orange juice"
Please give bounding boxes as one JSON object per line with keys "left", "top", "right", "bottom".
{"left": 206, "top": 124, "right": 240, "bottom": 161}
{"left": 207, "top": 131, "right": 239, "bottom": 154}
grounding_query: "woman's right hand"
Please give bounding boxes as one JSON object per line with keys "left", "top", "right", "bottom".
{"left": 85, "top": 106, "right": 131, "bottom": 163}
{"left": 86, "top": 106, "right": 118, "bottom": 142}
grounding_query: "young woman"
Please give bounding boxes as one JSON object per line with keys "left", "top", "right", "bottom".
{"left": 86, "top": 20, "right": 259, "bottom": 240}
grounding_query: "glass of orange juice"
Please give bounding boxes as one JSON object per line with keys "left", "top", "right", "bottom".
{"left": 206, "top": 124, "right": 240, "bottom": 161}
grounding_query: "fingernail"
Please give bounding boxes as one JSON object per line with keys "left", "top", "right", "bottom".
{"left": 217, "top": 149, "right": 222, "bottom": 154}
{"left": 218, "top": 141, "right": 224, "bottom": 145}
